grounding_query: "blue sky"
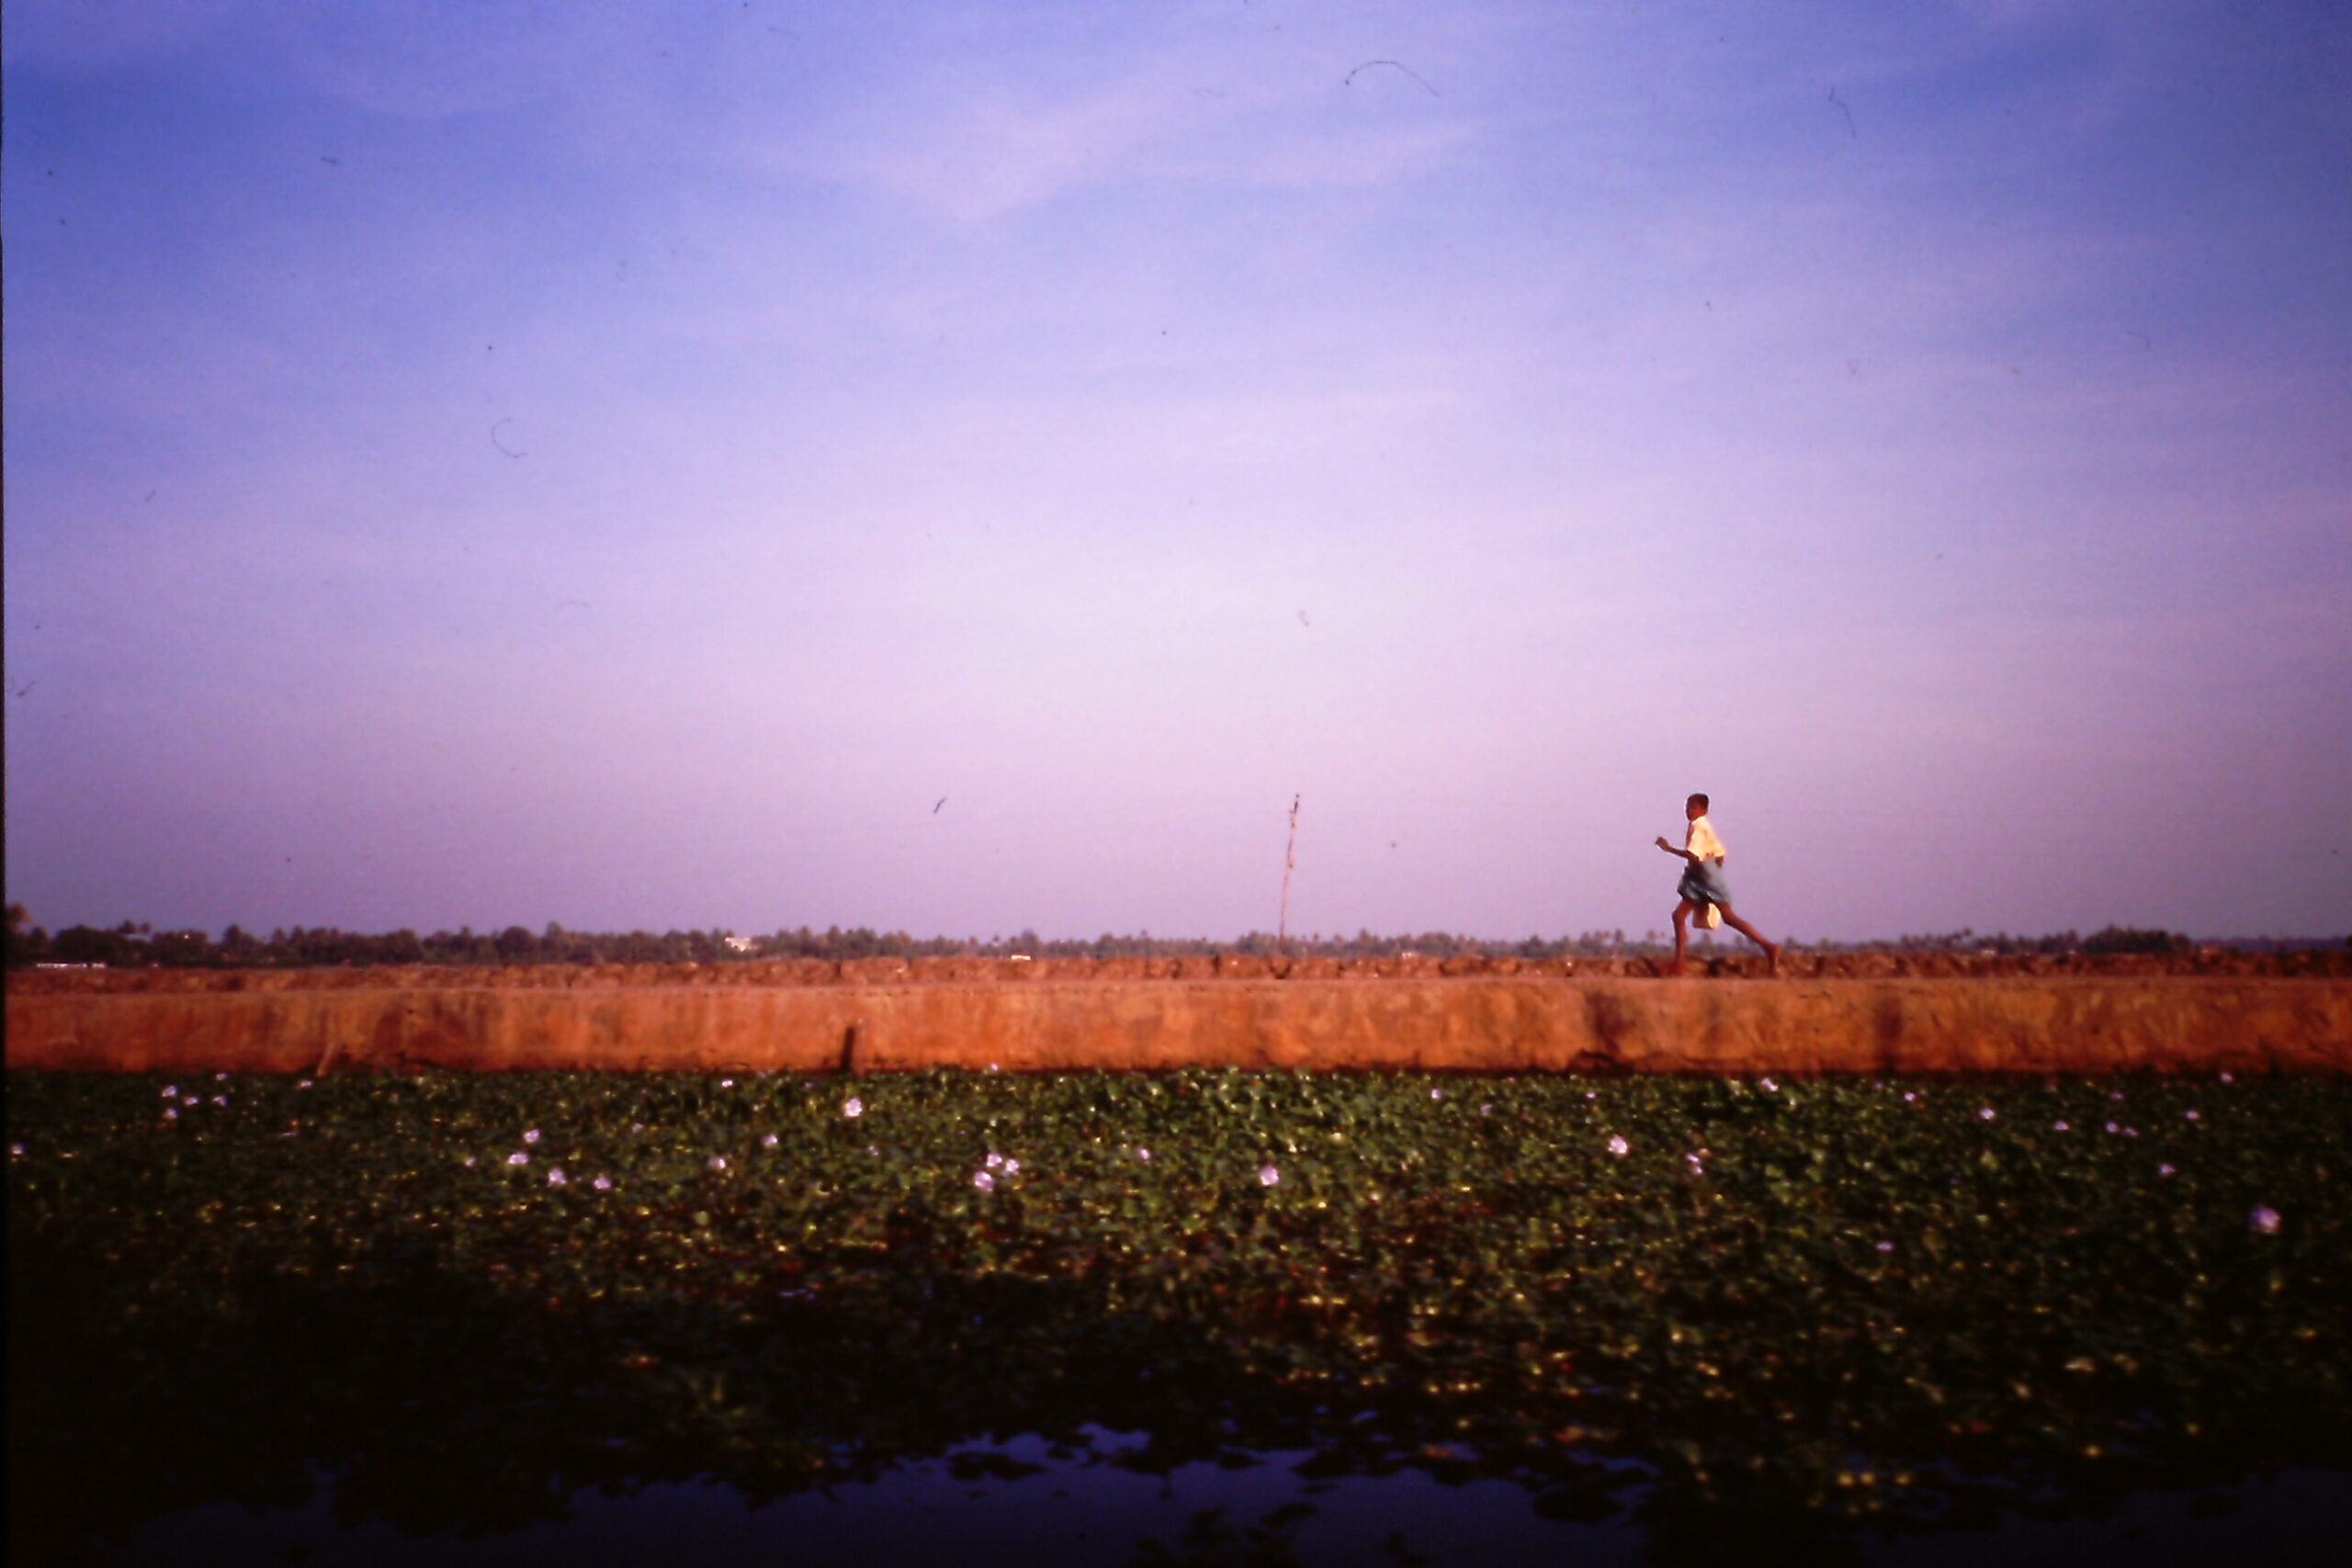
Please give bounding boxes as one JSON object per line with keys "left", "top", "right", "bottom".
{"left": 6, "top": 0, "right": 2348, "bottom": 943}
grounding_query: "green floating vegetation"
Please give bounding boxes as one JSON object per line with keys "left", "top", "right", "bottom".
{"left": 8, "top": 1070, "right": 2349, "bottom": 1565}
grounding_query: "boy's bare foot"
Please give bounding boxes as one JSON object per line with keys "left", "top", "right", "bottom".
{"left": 1763, "top": 942, "right": 1781, "bottom": 976}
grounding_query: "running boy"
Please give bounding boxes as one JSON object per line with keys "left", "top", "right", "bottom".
{"left": 1655, "top": 793, "right": 1781, "bottom": 976}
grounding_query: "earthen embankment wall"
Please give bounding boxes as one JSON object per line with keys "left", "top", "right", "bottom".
{"left": 9, "top": 976, "right": 2348, "bottom": 1077}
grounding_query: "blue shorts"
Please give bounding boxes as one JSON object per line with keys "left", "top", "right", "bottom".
{"left": 1678, "top": 860, "right": 1732, "bottom": 909}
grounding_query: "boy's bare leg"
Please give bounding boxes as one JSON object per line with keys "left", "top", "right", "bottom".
{"left": 1719, "top": 908, "right": 1781, "bottom": 975}
{"left": 1668, "top": 899, "right": 1697, "bottom": 975}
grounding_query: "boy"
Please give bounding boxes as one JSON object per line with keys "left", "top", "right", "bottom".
{"left": 1655, "top": 793, "right": 1780, "bottom": 976}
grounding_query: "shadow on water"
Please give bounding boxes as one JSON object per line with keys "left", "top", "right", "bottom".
{"left": 11, "top": 1227, "right": 2349, "bottom": 1568}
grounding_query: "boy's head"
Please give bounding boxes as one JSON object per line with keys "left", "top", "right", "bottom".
{"left": 1686, "top": 793, "right": 1710, "bottom": 820}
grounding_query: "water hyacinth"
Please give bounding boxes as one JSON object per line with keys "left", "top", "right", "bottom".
{"left": 2054, "top": 1121, "right": 2071, "bottom": 1132}
{"left": 523, "top": 1129, "right": 540, "bottom": 1145}
{"left": 2158, "top": 1163, "right": 2177, "bottom": 1177}
{"left": 843, "top": 1098, "right": 864, "bottom": 1118}
{"left": 2251, "top": 1206, "right": 2282, "bottom": 1235}
{"left": 1135, "top": 1147, "right": 1151, "bottom": 1162}
{"left": 507, "top": 1152, "right": 528, "bottom": 1167}
{"left": 592, "top": 1176, "right": 612, "bottom": 1191}
{"left": 1259, "top": 1165, "right": 1280, "bottom": 1186}
{"left": 163, "top": 1109, "right": 178, "bottom": 1122}
{"left": 762, "top": 1134, "right": 780, "bottom": 1148}
{"left": 707, "top": 1156, "right": 728, "bottom": 1171}
{"left": 548, "top": 1168, "right": 567, "bottom": 1186}
{"left": 1979, "top": 1108, "right": 1996, "bottom": 1121}
{"left": 972, "top": 1169, "right": 995, "bottom": 1191}
{"left": 1608, "top": 1136, "right": 1630, "bottom": 1156}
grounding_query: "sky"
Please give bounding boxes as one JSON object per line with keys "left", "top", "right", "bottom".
{"left": 5, "top": 0, "right": 2348, "bottom": 946}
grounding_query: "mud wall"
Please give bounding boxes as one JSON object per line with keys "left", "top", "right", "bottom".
{"left": 9, "top": 977, "right": 2349, "bottom": 1077}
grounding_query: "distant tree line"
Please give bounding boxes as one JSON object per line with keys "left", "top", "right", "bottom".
{"left": 5, "top": 904, "right": 2337, "bottom": 971}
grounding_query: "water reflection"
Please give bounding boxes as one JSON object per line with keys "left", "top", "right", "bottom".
{"left": 12, "top": 1235, "right": 2348, "bottom": 1567}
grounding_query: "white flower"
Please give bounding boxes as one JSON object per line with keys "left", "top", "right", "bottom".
{"left": 463, "top": 1156, "right": 476, "bottom": 1167}
{"left": 987, "top": 1063, "right": 1001, "bottom": 1073}
{"left": 1003, "top": 1158, "right": 1021, "bottom": 1176}
{"left": 1903, "top": 1092, "right": 1917, "bottom": 1103}
{"left": 843, "top": 1098, "right": 864, "bottom": 1119}
{"left": 593, "top": 1176, "right": 612, "bottom": 1190}
{"left": 1259, "top": 1165, "right": 1280, "bottom": 1186}
{"left": 1979, "top": 1108, "right": 1996, "bottom": 1121}
{"left": 1481, "top": 1103, "right": 1495, "bottom": 1115}
{"left": 1136, "top": 1147, "right": 1151, "bottom": 1162}
{"left": 720, "top": 1078, "right": 734, "bottom": 1088}
{"left": 523, "top": 1129, "right": 540, "bottom": 1145}
{"left": 1760, "top": 1077, "right": 1778, "bottom": 1093}
{"left": 1431, "top": 1088, "right": 1444, "bottom": 1100}
{"left": 708, "top": 1156, "right": 728, "bottom": 1170}
{"left": 2250, "top": 1205, "right": 2281, "bottom": 1235}
{"left": 1684, "top": 1152, "right": 1704, "bottom": 1174}
{"left": 548, "top": 1168, "right": 567, "bottom": 1186}
{"left": 297, "top": 1079, "right": 313, "bottom": 1089}
{"left": 762, "top": 1133, "right": 779, "bottom": 1147}
{"left": 867, "top": 1145, "right": 878, "bottom": 1156}
{"left": 973, "top": 1170, "right": 996, "bottom": 1191}
{"left": 985, "top": 1152, "right": 1004, "bottom": 1169}
{"left": 508, "top": 1152, "right": 529, "bottom": 1166}
{"left": 1607, "top": 1136, "right": 1630, "bottom": 1156}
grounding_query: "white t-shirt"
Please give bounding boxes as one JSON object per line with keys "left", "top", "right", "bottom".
{"left": 1685, "top": 816, "right": 1726, "bottom": 863}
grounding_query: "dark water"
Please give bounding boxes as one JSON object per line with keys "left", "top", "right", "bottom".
{"left": 78, "top": 1444, "right": 2352, "bottom": 1568}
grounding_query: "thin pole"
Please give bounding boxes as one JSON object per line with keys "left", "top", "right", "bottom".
{"left": 1277, "top": 794, "right": 1301, "bottom": 954}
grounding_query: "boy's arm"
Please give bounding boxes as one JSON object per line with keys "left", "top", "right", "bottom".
{"left": 1654, "top": 837, "right": 1697, "bottom": 860}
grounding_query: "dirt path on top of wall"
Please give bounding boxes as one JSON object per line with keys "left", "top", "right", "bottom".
{"left": 9, "top": 949, "right": 2347, "bottom": 997}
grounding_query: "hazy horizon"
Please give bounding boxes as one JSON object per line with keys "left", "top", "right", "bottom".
{"left": 7, "top": 2, "right": 2348, "bottom": 946}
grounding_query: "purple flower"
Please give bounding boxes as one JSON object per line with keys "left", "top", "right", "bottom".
{"left": 1607, "top": 1136, "right": 1630, "bottom": 1157}
{"left": 1259, "top": 1165, "right": 1281, "bottom": 1186}
{"left": 1875, "top": 1241, "right": 1895, "bottom": 1253}
{"left": 2157, "top": 1163, "right": 2176, "bottom": 1178}
{"left": 548, "top": 1168, "right": 568, "bottom": 1186}
{"left": 2185, "top": 1109, "right": 2201, "bottom": 1122}
{"left": 508, "top": 1152, "right": 529, "bottom": 1166}
{"left": 2250, "top": 1205, "right": 2281, "bottom": 1235}
{"left": 843, "top": 1098, "right": 865, "bottom": 1118}
{"left": 161, "top": 1085, "right": 177, "bottom": 1098}
{"left": 973, "top": 1170, "right": 996, "bottom": 1191}
{"left": 523, "top": 1129, "right": 540, "bottom": 1145}
{"left": 708, "top": 1156, "right": 728, "bottom": 1171}
{"left": 1979, "top": 1108, "right": 1996, "bottom": 1122}
{"left": 1136, "top": 1147, "right": 1152, "bottom": 1162}
{"left": 720, "top": 1078, "right": 735, "bottom": 1088}
{"left": 762, "top": 1133, "right": 779, "bottom": 1147}
{"left": 163, "top": 1109, "right": 178, "bottom": 1122}
{"left": 593, "top": 1176, "right": 613, "bottom": 1191}
{"left": 2053, "top": 1121, "right": 2071, "bottom": 1132}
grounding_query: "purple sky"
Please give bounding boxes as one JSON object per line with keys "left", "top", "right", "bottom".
{"left": 6, "top": 1, "right": 2348, "bottom": 945}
